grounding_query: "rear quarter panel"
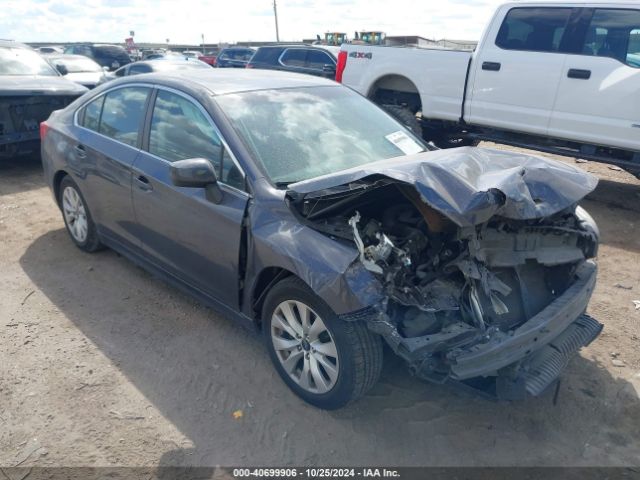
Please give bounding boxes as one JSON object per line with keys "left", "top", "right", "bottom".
{"left": 340, "top": 45, "right": 471, "bottom": 121}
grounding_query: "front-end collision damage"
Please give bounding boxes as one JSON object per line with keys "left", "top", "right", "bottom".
{"left": 287, "top": 147, "right": 604, "bottom": 399}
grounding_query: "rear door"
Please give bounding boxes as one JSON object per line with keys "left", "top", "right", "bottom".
{"left": 549, "top": 7, "right": 640, "bottom": 151}
{"left": 467, "top": 6, "right": 573, "bottom": 136}
{"left": 131, "top": 88, "right": 248, "bottom": 306}
{"left": 75, "top": 85, "right": 151, "bottom": 249}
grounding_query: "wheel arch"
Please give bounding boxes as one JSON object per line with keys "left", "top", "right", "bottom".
{"left": 367, "top": 74, "right": 422, "bottom": 113}
{"left": 250, "top": 266, "right": 297, "bottom": 326}
{"left": 52, "top": 169, "right": 70, "bottom": 207}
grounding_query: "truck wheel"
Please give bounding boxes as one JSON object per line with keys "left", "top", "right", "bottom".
{"left": 382, "top": 105, "right": 422, "bottom": 137}
{"left": 263, "top": 277, "right": 383, "bottom": 410}
{"left": 432, "top": 133, "right": 479, "bottom": 149}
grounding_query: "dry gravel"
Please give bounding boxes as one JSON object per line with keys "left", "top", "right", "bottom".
{"left": 0, "top": 145, "right": 639, "bottom": 468}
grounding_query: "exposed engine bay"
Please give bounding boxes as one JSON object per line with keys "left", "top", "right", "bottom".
{"left": 288, "top": 175, "right": 601, "bottom": 397}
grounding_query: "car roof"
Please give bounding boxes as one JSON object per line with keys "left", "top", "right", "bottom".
{"left": 119, "top": 68, "right": 336, "bottom": 95}
{"left": 0, "top": 40, "right": 31, "bottom": 49}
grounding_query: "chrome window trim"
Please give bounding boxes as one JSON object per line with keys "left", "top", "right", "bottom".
{"left": 72, "top": 82, "right": 249, "bottom": 195}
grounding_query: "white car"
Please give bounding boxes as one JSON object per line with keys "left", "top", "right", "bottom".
{"left": 338, "top": 1, "right": 640, "bottom": 174}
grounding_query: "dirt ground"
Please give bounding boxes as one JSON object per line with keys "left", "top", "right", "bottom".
{"left": 1, "top": 144, "right": 639, "bottom": 468}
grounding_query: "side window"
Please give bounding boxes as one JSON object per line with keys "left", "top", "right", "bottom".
{"left": 281, "top": 49, "right": 307, "bottom": 67}
{"left": 99, "top": 87, "right": 150, "bottom": 147}
{"left": 306, "top": 50, "right": 334, "bottom": 69}
{"left": 580, "top": 9, "right": 640, "bottom": 67}
{"left": 149, "top": 90, "right": 244, "bottom": 189}
{"left": 80, "top": 95, "right": 104, "bottom": 132}
{"left": 496, "top": 7, "right": 572, "bottom": 52}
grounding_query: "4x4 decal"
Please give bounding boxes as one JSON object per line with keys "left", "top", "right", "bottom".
{"left": 348, "top": 51, "right": 372, "bottom": 59}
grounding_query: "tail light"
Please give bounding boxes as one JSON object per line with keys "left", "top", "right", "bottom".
{"left": 335, "top": 51, "right": 347, "bottom": 83}
{"left": 40, "top": 121, "right": 49, "bottom": 140}
{"left": 245, "top": 63, "right": 254, "bottom": 69}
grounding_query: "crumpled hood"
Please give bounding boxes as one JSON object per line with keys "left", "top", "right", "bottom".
{"left": 0, "top": 75, "right": 89, "bottom": 96}
{"left": 287, "top": 147, "right": 598, "bottom": 227}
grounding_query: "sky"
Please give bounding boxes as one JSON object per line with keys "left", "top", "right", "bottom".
{"left": 0, "top": 0, "right": 505, "bottom": 45}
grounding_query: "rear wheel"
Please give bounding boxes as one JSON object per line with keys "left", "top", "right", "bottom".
{"left": 382, "top": 104, "right": 422, "bottom": 137}
{"left": 58, "top": 176, "right": 103, "bottom": 252}
{"left": 431, "top": 129, "right": 480, "bottom": 149}
{"left": 263, "top": 277, "right": 383, "bottom": 409}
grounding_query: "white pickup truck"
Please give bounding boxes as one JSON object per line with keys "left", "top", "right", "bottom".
{"left": 337, "top": 0, "right": 640, "bottom": 174}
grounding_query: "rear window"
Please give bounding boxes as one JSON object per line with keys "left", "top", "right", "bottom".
{"left": 496, "top": 7, "right": 572, "bottom": 53}
{"left": 97, "top": 87, "right": 150, "bottom": 147}
{"left": 80, "top": 96, "right": 104, "bottom": 131}
{"left": 580, "top": 9, "right": 640, "bottom": 68}
{"left": 0, "top": 47, "right": 58, "bottom": 76}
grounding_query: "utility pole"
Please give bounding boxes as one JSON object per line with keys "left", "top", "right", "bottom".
{"left": 201, "top": 33, "right": 205, "bottom": 53}
{"left": 273, "top": 0, "right": 280, "bottom": 42}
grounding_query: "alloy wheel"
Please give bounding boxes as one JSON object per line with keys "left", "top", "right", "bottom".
{"left": 270, "top": 300, "right": 340, "bottom": 394}
{"left": 62, "top": 186, "right": 88, "bottom": 243}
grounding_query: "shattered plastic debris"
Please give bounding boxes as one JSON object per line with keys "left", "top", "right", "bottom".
{"left": 633, "top": 300, "right": 640, "bottom": 310}
{"left": 232, "top": 410, "right": 243, "bottom": 420}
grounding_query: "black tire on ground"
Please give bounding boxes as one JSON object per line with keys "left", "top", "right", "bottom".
{"left": 382, "top": 104, "right": 422, "bottom": 137}
{"left": 58, "top": 175, "right": 103, "bottom": 253}
{"left": 262, "top": 276, "right": 383, "bottom": 410}
{"left": 432, "top": 134, "right": 480, "bottom": 149}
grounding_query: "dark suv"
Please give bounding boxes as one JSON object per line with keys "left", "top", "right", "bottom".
{"left": 63, "top": 44, "right": 131, "bottom": 71}
{"left": 246, "top": 45, "right": 337, "bottom": 78}
{"left": 216, "top": 47, "right": 255, "bottom": 68}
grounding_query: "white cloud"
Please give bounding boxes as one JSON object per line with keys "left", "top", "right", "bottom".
{"left": 0, "top": 0, "right": 505, "bottom": 44}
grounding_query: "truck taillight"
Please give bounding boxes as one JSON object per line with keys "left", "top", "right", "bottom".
{"left": 40, "top": 121, "right": 49, "bottom": 140}
{"left": 335, "top": 51, "right": 348, "bottom": 83}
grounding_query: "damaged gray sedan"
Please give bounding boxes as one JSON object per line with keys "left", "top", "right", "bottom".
{"left": 41, "top": 70, "right": 602, "bottom": 409}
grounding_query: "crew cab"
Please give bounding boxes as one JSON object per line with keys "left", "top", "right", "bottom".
{"left": 337, "top": 1, "right": 640, "bottom": 175}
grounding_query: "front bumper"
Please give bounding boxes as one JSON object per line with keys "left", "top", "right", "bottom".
{"left": 447, "top": 260, "right": 599, "bottom": 381}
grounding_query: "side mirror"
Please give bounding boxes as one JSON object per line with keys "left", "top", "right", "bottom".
{"left": 170, "top": 158, "right": 223, "bottom": 203}
{"left": 56, "top": 64, "right": 68, "bottom": 75}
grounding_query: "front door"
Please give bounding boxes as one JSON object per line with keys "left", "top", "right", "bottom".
{"left": 467, "top": 6, "right": 572, "bottom": 136}
{"left": 131, "top": 88, "right": 248, "bottom": 306}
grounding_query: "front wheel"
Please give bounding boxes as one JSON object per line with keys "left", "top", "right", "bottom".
{"left": 263, "top": 277, "right": 383, "bottom": 409}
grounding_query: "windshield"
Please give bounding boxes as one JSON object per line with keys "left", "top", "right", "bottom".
{"left": 0, "top": 47, "right": 58, "bottom": 76}
{"left": 216, "top": 86, "right": 426, "bottom": 185}
{"left": 55, "top": 57, "right": 102, "bottom": 73}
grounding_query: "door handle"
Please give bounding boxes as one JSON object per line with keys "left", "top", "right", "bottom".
{"left": 482, "top": 61, "right": 501, "bottom": 71}
{"left": 74, "top": 144, "right": 86, "bottom": 158}
{"left": 567, "top": 68, "right": 591, "bottom": 79}
{"left": 135, "top": 175, "right": 153, "bottom": 192}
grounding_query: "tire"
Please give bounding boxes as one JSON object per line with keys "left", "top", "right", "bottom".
{"left": 382, "top": 104, "right": 422, "bottom": 137}
{"left": 58, "top": 175, "right": 103, "bottom": 252}
{"left": 263, "top": 277, "right": 383, "bottom": 410}
{"left": 432, "top": 133, "right": 480, "bottom": 149}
